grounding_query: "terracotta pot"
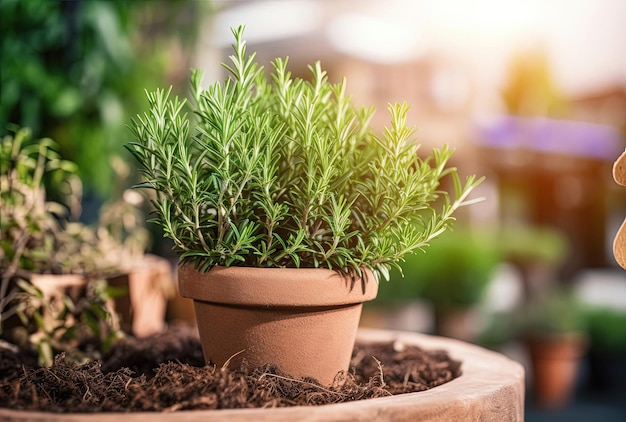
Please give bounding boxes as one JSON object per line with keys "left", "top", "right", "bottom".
{"left": 109, "top": 255, "right": 173, "bottom": 337}
{"left": 178, "top": 264, "right": 378, "bottom": 385}
{"left": 127, "top": 254, "right": 173, "bottom": 337}
{"left": 525, "top": 332, "right": 587, "bottom": 409}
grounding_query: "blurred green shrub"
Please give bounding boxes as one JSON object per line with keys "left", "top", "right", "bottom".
{"left": 0, "top": 0, "right": 205, "bottom": 196}
{"left": 374, "top": 227, "right": 501, "bottom": 311}
{"left": 498, "top": 224, "right": 568, "bottom": 266}
{"left": 586, "top": 307, "right": 626, "bottom": 353}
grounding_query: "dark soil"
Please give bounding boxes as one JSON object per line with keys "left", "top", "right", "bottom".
{"left": 0, "top": 325, "right": 462, "bottom": 413}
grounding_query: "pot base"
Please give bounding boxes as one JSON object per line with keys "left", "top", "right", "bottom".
{"left": 195, "top": 301, "right": 364, "bottom": 384}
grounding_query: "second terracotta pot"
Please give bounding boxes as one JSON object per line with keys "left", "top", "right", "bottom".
{"left": 526, "top": 332, "right": 587, "bottom": 409}
{"left": 178, "top": 264, "right": 378, "bottom": 386}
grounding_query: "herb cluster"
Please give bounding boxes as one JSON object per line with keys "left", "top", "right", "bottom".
{"left": 128, "top": 26, "right": 483, "bottom": 280}
{"left": 1, "top": 128, "right": 125, "bottom": 364}
{"left": 0, "top": 127, "right": 140, "bottom": 277}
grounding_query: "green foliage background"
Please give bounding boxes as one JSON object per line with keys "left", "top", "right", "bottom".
{"left": 0, "top": 0, "right": 206, "bottom": 197}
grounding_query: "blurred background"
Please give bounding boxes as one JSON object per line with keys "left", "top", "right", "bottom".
{"left": 2, "top": 0, "right": 625, "bottom": 420}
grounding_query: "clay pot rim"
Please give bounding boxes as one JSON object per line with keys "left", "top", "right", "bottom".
{"left": 178, "top": 263, "right": 379, "bottom": 307}
{"left": 524, "top": 331, "right": 589, "bottom": 359}
{"left": 523, "top": 330, "right": 588, "bottom": 344}
{"left": 28, "top": 273, "right": 87, "bottom": 287}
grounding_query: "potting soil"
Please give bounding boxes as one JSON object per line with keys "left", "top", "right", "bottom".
{"left": 0, "top": 325, "right": 461, "bottom": 412}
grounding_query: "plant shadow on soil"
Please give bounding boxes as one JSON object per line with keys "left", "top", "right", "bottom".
{"left": 0, "top": 324, "right": 461, "bottom": 412}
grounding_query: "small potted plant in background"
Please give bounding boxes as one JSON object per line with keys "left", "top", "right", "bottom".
{"left": 127, "top": 26, "right": 484, "bottom": 385}
{"left": 519, "top": 286, "right": 588, "bottom": 409}
{"left": 0, "top": 127, "right": 124, "bottom": 365}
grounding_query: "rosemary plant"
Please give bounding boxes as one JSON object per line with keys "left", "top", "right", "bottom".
{"left": 128, "top": 26, "right": 483, "bottom": 280}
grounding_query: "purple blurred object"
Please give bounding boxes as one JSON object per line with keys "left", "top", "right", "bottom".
{"left": 476, "top": 116, "right": 623, "bottom": 159}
